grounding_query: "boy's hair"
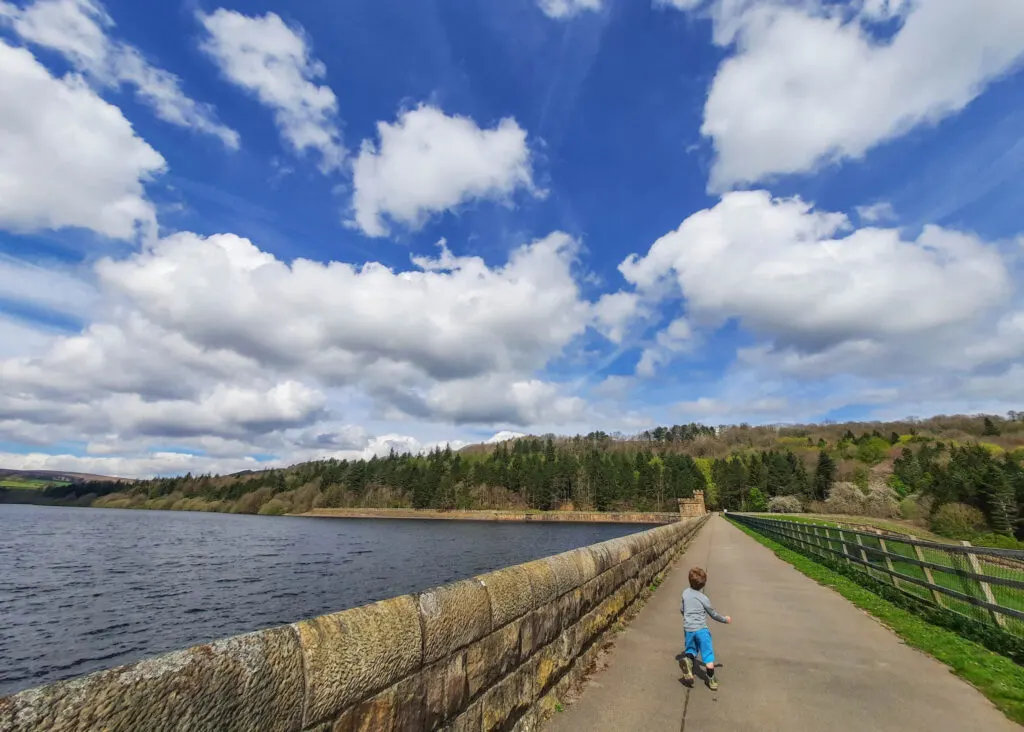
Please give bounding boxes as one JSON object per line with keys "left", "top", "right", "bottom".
{"left": 688, "top": 567, "right": 707, "bottom": 590}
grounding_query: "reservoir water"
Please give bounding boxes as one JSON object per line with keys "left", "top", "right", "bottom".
{"left": 0, "top": 503, "right": 651, "bottom": 696}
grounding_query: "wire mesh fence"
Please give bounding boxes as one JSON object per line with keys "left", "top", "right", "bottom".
{"left": 731, "top": 513, "right": 1024, "bottom": 637}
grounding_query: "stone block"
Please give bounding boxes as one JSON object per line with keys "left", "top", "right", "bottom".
{"left": 517, "top": 611, "right": 535, "bottom": 662}
{"left": 0, "top": 626, "right": 304, "bottom": 732}
{"left": 534, "top": 629, "right": 573, "bottom": 697}
{"left": 424, "top": 650, "right": 469, "bottom": 729}
{"left": 542, "top": 551, "right": 586, "bottom": 597}
{"left": 294, "top": 595, "right": 421, "bottom": 726}
{"left": 466, "top": 621, "right": 521, "bottom": 699}
{"left": 330, "top": 674, "right": 424, "bottom": 732}
{"left": 530, "top": 602, "right": 561, "bottom": 650}
{"left": 424, "top": 661, "right": 447, "bottom": 729}
{"left": 535, "top": 688, "right": 559, "bottom": 721}
{"left": 604, "top": 537, "right": 634, "bottom": 564}
{"left": 566, "top": 619, "right": 586, "bottom": 661}
{"left": 477, "top": 565, "right": 536, "bottom": 628}
{"left": 444, "top": 651, "right": 468, "bottom": 721}
{"left": 555, "top": 586, "right": 584, "bottom": 629}
{"left": 624, "top": 576, "right": 641, "bottom": 604}
{"left": 328, "top": 707, "right": 356, "bottom": 732}
{"left": 584, "top": 542, "right": 617, "bottom": 575}
{"left": 481, "top": 665, "right": 532, "bottom": 732}
{"left": 610, "top": 559, "right": 630, "bottom": 590}
{"left": 533, "top": 645, "right": 558, "bottom": 694}
{"left": 419, "top": 579, "right": 492, "bottom": 664}
{"left": 577, "top": 576, "right": 602, "bottom": 615}
{"left": 594, "top": 565, "right": 617, "bottom": 601}
{"left": 520, "top": 559, "right": 559, "bottom": 605}
{"left": 621, "top": 533, "right": 645, "bottom": 559}
{"left": 392, "top": 673, "right": 427, "bottom": 731}
{"left": 443, "top": 699, "right": 481, "bottom": 732}
{"left": 510, "top": 706, "right": 540, "bottom": 732}
{"left": 349, "top": 687, "right": 393, "bottom": 732}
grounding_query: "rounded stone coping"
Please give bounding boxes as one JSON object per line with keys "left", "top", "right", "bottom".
{"left": 1, "top": 516, "right": 706, "bottom": 731}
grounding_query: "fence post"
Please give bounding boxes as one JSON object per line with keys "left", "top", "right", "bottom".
{"left": 875, "top": 532, "right": 899, "bottom": 589}
{"left": 854, "top": 534, "right": 874, "bottom": 579}
{"left": 812, "top": 525, "right": 828, "bottom": 558}
{"left": 912, "top": 544, "right": 945, "bottom": 608}
{"left": 961, "top": 540, "right": 1006, "bottom": 628}
{"left": 838, "top": 529, "right": 853, "bottom": 565}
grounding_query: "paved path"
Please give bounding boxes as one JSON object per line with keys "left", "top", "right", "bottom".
{"left": 545, "top": 514, "right": 1020, "bottom": 732}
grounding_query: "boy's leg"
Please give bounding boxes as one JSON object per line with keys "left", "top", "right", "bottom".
{"left": 696, "top": 629, "right": 718, "bottom": 689}
{"left": 679, "top": 631, "right": 697, "bottom": 682}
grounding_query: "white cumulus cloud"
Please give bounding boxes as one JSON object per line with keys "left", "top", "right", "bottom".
{"left": 635, "top": 317, "right": 693, "bottom": 377}
{"left": 1, "top": 0, "right": 239, "bottom": 149}
{"left": 0, "top": 227, "right": 599, "bottom": 474}
{"left": 681, "top": 0, "right": 1024, "bottom": 189}
{"left": 538, "top": 0, "right": 602, "bottom": 20}
{"left": 197, "top": 8, "right": 344, "bottom": 171}
{"left": 620, "top": 190, "right": 1010, "bottom": 356}
{"left": 855, "top": 201, "right": 896, "bottom": 223}
{"left": 351, "top": 105, "right": 540, "bottom": 237}
{"left": 0, "top": 39, "right": 165, "bottom": 239}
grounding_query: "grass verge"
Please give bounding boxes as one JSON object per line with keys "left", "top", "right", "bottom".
{"left": 749, "top": 513, "right": 946, "bottom": 542}
{"left": 730, "top": 519, "right": 1024, "bottom": 725}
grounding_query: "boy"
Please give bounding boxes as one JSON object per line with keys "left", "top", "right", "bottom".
{"left": 680, "top": 566, "right": 731, "bottom": 690}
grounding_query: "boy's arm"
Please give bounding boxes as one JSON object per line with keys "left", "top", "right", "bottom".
{"left": 700, "top": 594, "right": 729, "bottom": 623}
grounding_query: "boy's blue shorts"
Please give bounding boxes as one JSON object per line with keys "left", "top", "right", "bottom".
{"left": 684, "top": 628, "right": 715, "bottom": 665}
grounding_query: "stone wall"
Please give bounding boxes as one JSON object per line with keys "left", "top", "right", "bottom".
{"left": 0, "top": 515, "right": 709, "bottom": 732}
{"left": 678, "top": 490, "right": 707, "bottom": 519}
{"left": 303, "top": 508, "right": 681, "bottom": 524}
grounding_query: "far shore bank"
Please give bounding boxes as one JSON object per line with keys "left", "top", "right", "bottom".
{"left": 301, "top": 507, "right": 682, "bottom": 524}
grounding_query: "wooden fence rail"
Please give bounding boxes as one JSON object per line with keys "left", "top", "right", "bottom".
{"left": 731, "top": 513, "right": 1024, "bottom": 635}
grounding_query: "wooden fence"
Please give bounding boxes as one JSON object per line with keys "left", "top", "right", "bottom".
{"left": 731, "top": 513, "right": 1024, "bottom": 637}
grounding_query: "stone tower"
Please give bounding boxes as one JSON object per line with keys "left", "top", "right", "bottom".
{"left": 678, "top": 490, "right": 707, "bottom": 518}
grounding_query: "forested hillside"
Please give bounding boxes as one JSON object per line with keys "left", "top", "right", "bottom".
{"left": 22, "top": 412, "right": 1024, "bottom": 546}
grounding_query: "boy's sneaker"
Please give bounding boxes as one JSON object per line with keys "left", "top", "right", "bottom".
{"left": 707, "top": 677, "right": 719, "bottom": 691}
{"left": 679, "top": 655, "right": 694, "bottom": 682}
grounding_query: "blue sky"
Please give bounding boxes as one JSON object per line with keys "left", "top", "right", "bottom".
{"left": 1, "top": 0, "right": 1023, "bottom": 477}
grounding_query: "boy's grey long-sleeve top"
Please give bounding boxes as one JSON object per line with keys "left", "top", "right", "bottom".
{"left": 681, "top": 587, "right": 727, "bottom": 631}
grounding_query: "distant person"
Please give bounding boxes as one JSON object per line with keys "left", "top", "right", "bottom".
{"left": 679, "top": 566, "right": 731, "bottom": 690}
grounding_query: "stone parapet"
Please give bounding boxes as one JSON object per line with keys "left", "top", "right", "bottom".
{"left": 0, "top": 515, "right": 709, "bottom": 732}
{"left": 303, "top": 508, "right": 681, "bottom": 524}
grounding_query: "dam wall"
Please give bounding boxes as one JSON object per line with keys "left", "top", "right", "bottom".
{"left": 0, "top": 515, "right": 709, "bottom": 732}
{"left": 302, "top": 507, "right": 682, "bottom": 524}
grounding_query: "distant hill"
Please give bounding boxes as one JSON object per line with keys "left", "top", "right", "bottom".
{"left": 0, "top": 468, "right": 130, "bottom": 486}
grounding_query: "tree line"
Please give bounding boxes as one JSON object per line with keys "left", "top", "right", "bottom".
{"left": 25, "top": 414, "right": 1024, "bottom": 544}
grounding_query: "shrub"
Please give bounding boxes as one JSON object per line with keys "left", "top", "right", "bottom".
{"left": 852, "top": 465, "right": 870, "bottom": 492}
{"left": 768, "top": 495, "right": 803, "bottom": 513}
{"left": 899, "top": 494, "right": 922, "bottom": 521}
{"left": 862, "top": 483, "right": 900, "bottom": 518}
{"left": 806, "top": 500, "right": 828, "bottom": 514}
{"left": 747, "top": 486, "right": 768, "bottom": 512}
{"left": 235, "top": 486, "right": 274, "bottom": 514}
{"left": 258, "top": 498, "right": 291, "bottom": 516}
{"left": 856, "top": 436, "right": 892, "bottom": 465}
{"left": 887, "top": 474, "right": 911, "bottom": 498}
{"left": 930, "top": 503, "right": 987, "bottom": 539}
{"left": 824, "top": 482, "right": 865, "bottom": 515}
{"left": 972, "top": 533, "right": 1024, "bottom": 550}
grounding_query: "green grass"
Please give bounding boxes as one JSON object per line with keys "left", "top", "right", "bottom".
{"left": 752, "top": 513, "right": 948, "bottom": 542}
{"left": 731, "top": 519, "right": 1024, "bottom": 725}
{"left": 0, "top": 478, "right": 69, "bottom": 489}
{"left": 752, "top": 514, "right": 1024, "bottom": 633}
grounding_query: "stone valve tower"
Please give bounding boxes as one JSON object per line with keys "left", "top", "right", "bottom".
{"left": 677, "top": 490, "right": 707, "bottom": 518}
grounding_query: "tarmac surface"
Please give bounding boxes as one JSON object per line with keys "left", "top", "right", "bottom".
{"left": 544, "top": 514, "right": 1020, "bottom": 731}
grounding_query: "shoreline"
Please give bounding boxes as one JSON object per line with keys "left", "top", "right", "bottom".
{"left": 300, "top": 507, "right": 681, "bottom": 524}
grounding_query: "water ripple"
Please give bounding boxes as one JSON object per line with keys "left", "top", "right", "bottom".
{"left": 0, "top": 504, "right": 649, "bottom": 696}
